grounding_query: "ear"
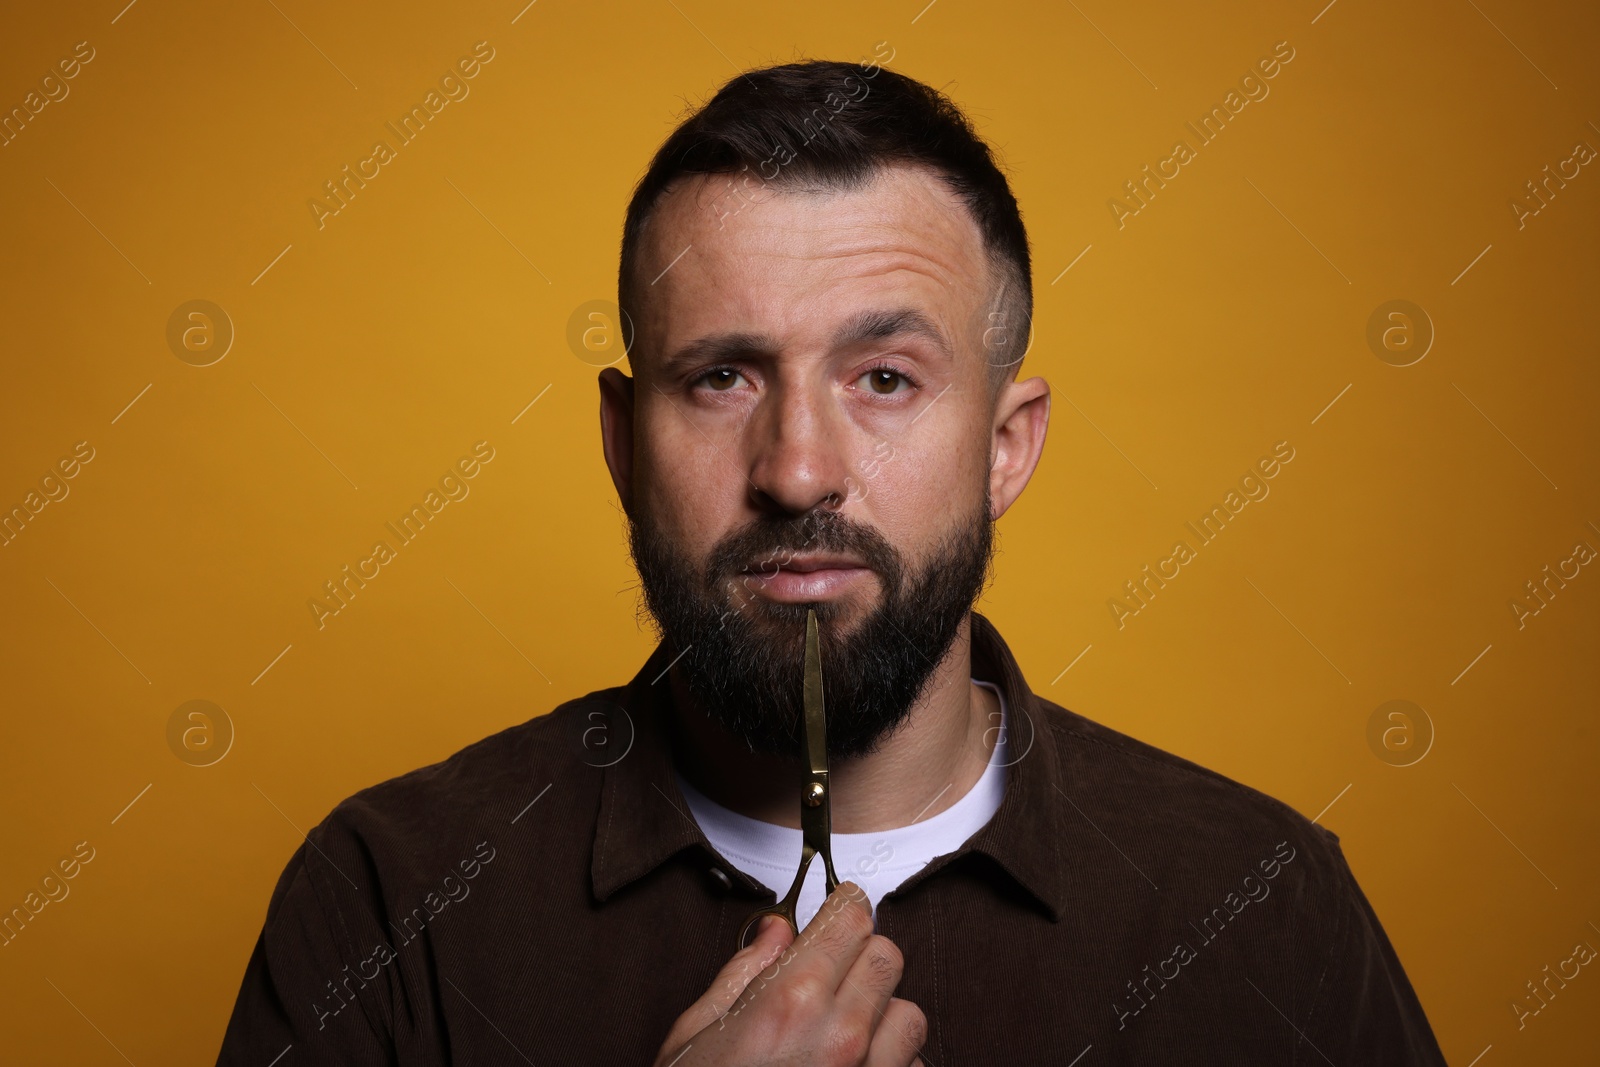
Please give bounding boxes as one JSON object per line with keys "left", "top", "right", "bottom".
{"left": 598, "top": 368, "right": 637, "bottom": 514}
{"left": 988, "top": 376, "right": 1049, "bottom": 521}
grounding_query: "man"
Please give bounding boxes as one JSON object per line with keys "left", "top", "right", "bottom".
{"left": 218, "top": 58, "right": 1447, "bottom": 1065}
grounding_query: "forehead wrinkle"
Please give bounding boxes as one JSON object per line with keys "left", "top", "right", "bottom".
{"left": 724, "top": 218, "right": 985, "bottom": 285}
{"left": 638, "top": 170, "right": 995, "bottom": 370}
{"left": 658, "top": 171, "right": 988, "bottom": 285}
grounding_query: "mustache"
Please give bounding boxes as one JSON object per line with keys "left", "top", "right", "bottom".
{"left": 703, "top": 510, "right": 903, "bottom": 592}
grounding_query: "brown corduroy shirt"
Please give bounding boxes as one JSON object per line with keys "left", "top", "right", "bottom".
{"left": 217, "top": 612, "right": 1447, "bottom": 1065}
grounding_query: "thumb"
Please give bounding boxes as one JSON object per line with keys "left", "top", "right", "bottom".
{"left": 657, "top": 915, "right": 794, "bottom": 1054}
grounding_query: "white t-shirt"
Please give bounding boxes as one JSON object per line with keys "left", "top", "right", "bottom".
{"left": 675, "top": 680, "right": 1010, "bottom": 931}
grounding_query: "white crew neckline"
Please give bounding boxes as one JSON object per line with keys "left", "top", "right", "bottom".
{"left": 674, "top": 680, "right": 1010, "bottom": 920}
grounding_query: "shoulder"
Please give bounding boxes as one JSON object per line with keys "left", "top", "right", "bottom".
{"left": 1032, "top": 694, "right": 1347, "bottom": 893}
{"left": 1028, "top": 699, "right": 1444, "bottom": 1057}
{"left": 299, "top": 687, "right": 630, "bottom": 887}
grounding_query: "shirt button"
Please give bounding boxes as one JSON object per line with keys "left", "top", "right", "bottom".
{"left": 708, "top": 867, "right": 732, "bottom": 890}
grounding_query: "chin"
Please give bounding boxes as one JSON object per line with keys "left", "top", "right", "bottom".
{"left": 744, "top": 589, "right": 877, "bottom": 632}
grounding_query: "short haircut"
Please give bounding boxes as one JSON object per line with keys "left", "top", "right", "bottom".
{"left": 617, "top": 58, "right": 1033, "bottom": 392}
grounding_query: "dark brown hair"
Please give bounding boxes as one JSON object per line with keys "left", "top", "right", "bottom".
{"left": 617, "top": 57, "right": 1033, "bottom": 388}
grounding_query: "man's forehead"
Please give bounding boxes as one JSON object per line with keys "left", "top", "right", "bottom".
{"left": 636, "top": 164, "right": 993, "bottom": 344}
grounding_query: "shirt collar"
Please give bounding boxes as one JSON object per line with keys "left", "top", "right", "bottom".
{"left": 590, "top": 611, "right": 1069, "bottom": 923}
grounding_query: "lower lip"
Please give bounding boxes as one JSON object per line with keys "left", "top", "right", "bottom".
{"left": 740, "top": 567, "right": 873, "bottom": 602}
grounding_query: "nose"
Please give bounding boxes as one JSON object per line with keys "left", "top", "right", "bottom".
{"left": 745, "top": 375, "right": 852, "bottom": 516}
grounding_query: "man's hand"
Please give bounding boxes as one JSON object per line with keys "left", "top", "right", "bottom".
{"left": 652, "top": 881, "right": 927, "bottom": 1067}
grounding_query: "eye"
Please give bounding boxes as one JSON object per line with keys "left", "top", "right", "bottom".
{"left": 695, "top": 367, "right": 747, "bottom": 391}
{"left": 859, "top": 366, "right": 913, "bottom": 395}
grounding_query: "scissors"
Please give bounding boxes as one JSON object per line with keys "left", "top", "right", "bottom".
{"left": 736, "top": 608, "right": 841, "bottom": 950}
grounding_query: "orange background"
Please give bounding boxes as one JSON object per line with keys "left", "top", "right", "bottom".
{"left": 1, "top": 0, "right": 1596, "bottom": 1062}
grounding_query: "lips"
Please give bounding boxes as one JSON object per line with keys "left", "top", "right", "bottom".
{"left": 737, "top": 554, "right": 873, "bottom": 602}
{"left": 742, "top": 554, "right": 867, "bottom": 575}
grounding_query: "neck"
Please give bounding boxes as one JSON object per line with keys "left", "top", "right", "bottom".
{"left": 666, "top": 614, "right": 1001, "bottom": 833}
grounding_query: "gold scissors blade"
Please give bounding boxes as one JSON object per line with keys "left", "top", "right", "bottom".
{"left": 800, "top": 609, "right": 839, "bottom": 891}
{"left": 804, "top": 609, "right": 826, "bottom": 775}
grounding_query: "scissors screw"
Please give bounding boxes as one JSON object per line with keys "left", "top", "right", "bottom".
{"left": 805, "top": 781, "right": 825, "bottom": 807}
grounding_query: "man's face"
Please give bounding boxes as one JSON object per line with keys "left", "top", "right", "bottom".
{"left": 603, "top": 163, "right": 1031, "bottom": 759}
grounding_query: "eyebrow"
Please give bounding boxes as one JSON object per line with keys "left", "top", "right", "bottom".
{"left": 660, "top": 306, "right": 953, "bottom": 376}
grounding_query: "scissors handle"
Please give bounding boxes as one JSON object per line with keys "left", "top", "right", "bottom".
{"left": 737, "top": 841, "right": 841, "bottom": 950}
{"left": 737, "top": 903, "right": 796, "bottom": 950}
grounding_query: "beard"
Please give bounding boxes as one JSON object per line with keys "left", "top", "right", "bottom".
{"left": 627, "top": 490, "right": 996, "bottom": 761}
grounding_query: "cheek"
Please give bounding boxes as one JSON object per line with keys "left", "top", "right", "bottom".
{"left": 635, "top": 419, "right": 739, "bottom": 553}
{"left": 852, "top": 438, "right": 979, "bottom": 540}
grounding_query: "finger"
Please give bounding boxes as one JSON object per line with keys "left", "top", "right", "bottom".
{"left": 863, "top": 996, "right": 928, "bottom": 1067}
{"left": 835, "top": 932, "right": 904, "bottom": 1035}
{"left": 657, "top": 914, "right": 794, "bottom": 1052}
{"left": 789, "top": 880, "right": 877, "bottom": 990}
